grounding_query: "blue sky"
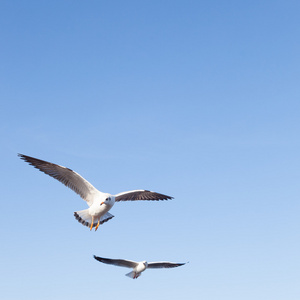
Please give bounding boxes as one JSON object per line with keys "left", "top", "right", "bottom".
{"left": 1, "top": 1, "right": 300, "bottom": 299}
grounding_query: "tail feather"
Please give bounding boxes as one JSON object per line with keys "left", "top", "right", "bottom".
{"left": 125, "top": 271, "right": 135, "bottom": 279}
{"left": 100, "top": 212, "right": 114, "bottom": 224}
{"left": 74, "top": 209, "right": 114, "bottom": 228}
{"left": 125, "top": 271, "right": 141, "bottom": 279}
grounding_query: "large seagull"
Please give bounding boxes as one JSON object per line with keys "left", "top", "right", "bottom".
{"left": 93, "top": 255, "right": 187, "bottom": 279}
{"left": 19, "top": 154, "right": 173, "bottom": 231}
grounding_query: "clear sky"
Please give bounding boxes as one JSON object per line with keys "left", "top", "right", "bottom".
{"left": 1, "top": 1, "right": 300, "bottom": 299}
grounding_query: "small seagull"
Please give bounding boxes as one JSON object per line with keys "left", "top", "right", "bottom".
{"left": 93, "top": 255, "right": 187, "bottom": 279}
{"left": 18, "top": 154, "right": 173, "bottom": 231}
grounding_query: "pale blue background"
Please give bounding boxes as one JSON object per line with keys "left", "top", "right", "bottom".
{"left": 1, "top": 1, "right": 300, "bottom": 299}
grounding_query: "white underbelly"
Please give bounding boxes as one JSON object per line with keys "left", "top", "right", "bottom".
{"left": 89, "top": 204, "right": 111, "bottom": 217}
{"left": 135, "top": 264, "right": 146, "bottom": 273}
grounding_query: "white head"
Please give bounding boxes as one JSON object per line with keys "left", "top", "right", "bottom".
{"left": 143, "top": 261, "right": 148, "bottom": 268}
{"left": 101, "top": 195, "right": 115, "bottom": 206}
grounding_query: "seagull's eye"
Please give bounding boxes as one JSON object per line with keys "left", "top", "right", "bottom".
{"left": 106, "top": 197, "right": 110, "bottom": 201}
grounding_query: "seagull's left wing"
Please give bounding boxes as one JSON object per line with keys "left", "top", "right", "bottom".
{"left": 115, "top": 190, "right": 173, "bottom": 202}
{"left": 93, "top": 256, "right": 138, "bottom": 268}
{"left": 18, "top": 154, "right": 98, "bottom": 206}
{"left": 147, "top": 262, "right": 187, "bottom": 269}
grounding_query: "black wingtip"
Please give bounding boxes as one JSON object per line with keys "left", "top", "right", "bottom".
{"left": 94, "top": 255, "right": 102, "bottom": 262}
{"left": 163, "top": 194, "right": 174, "bottom": 200}
{"left": 18, "top": 153, "right": 29, "bottom": 161}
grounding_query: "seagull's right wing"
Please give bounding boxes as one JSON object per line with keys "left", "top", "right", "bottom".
{"left": 147, "top": 262, "right": 187, "bottom": 269}
{"left": 18, "top": 154, "right": 99, "bottom": 206}
{"left": 115, "top": 190, "right": 173, "bottom": 202}
{"left": 93, "top": 256, "right": 138, "bottom": 268}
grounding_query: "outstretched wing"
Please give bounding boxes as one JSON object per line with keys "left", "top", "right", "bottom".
{"left": 18, "top": 154, "right": 99, "bottom": 206}
{"left": 93, "top": 256, "right": 138, "bottom": 268}
{"left": 147, "top": 262, "right": 187, "bottom": 269}
{"left": 115, "top": 190, "right": 173, "bottom": 202}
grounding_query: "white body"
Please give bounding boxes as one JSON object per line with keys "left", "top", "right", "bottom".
{"left": 126, "top": 261, "right": 148, "bottom": 279}
{"left": 74, "top": 193, "right": 115, "bottom": 228}
{"left": 89, "top": 193, "right": 115, "bottom": 217}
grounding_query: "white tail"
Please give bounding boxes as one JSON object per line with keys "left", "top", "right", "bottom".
{"left": 125, "top": 271, "right": 141, "bottom": 279}
{"left": 74, "top": 209, "right": 114, "bottom": 228}
{"left": 125, "top": 271, "right": 135, "bottom": 279}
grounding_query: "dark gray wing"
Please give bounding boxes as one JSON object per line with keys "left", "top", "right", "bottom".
{"left": 147, "top": 262, "right": 186, "bottom": 269}
{"left": 115, "top": 189, "right": 173, "bottom": 202}
{"left": 93, "top": 256, "right": 138, "bottom": 268}
{"left": 18, "top": 154, "right": 98, "bottom": 206}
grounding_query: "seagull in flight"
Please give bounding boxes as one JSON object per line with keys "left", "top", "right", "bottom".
{"left": 93, "top": 255, "right": 187, "bottom": 279}
{"left": 18, "top": 154, "right": 173, "bottom": 231}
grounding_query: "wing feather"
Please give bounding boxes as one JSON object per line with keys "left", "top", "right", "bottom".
{"left": 93, "top": 256, "right": 138, "bottom": 268}
{"left": 115, "top": 190, "right": 173, "bottom": 202}
{"left": 19, "top": 154, "right": 98, "bottom": 206}
{"left": 147, "top": 262, "right": 186, "bottom": 269}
